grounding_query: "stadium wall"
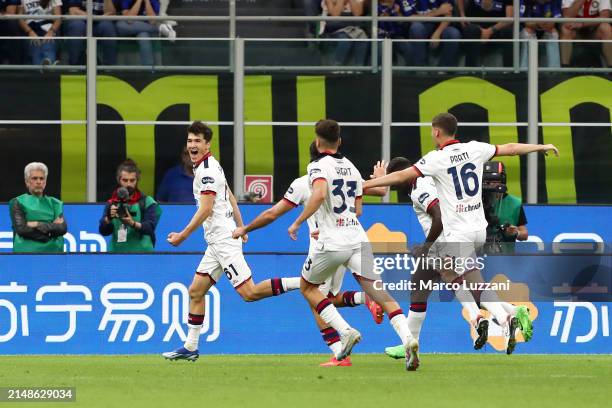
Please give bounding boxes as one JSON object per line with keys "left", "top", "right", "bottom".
{"left": 0, "top": 74, "right": 610, "bottom": 203}
{"left": 0, "top": 204, "right": 610, "bottom": 354}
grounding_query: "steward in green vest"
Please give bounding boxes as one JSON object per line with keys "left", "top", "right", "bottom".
{"left": 98, "top": 159, "right": 162, "bottom": 252}
{"left": 9, "top": 162, "right": 67, "bottom": 252}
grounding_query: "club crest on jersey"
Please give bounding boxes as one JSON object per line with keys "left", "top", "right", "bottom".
{"left": 418, "top": 192, "right": 430, "bottom": 204}
{"left": 201, "top": 176, "right": 215, "bottom": 184}
{"left": 309, "top": 168, "right": 322, "bottom": 177}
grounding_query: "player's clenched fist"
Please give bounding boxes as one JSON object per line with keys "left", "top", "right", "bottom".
{"left": 167, "top": 232, "right": 185, "bottom": 247}
{"left": 231, "top": 227, "right": 249, "bottom": 243}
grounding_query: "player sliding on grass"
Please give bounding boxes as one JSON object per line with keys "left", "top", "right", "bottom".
{"left": 285, "top": 119, "right": 419, "bottom": 371}
{"left": 379, "top": 157, "right": 533, "bottom": 359}
{"left": 162, "top": 121, "right": 301, "bottom": 362}
{"left": 233, "top": 142, "right": 386, "bottom": 367}
{"left": 364, "top": 113, "right": 556, "bottom": 354}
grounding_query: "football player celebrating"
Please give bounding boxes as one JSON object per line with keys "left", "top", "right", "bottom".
{"left": 364, "top": 113, "right": 556, "bottom": 353}
{"left": 233, "top": 142, "right": 386, "bottom": 367}
{"left": 162, "top": 121, "right": 301, "bottom": 362}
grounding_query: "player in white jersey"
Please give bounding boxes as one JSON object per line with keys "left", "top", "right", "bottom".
{"left": 232, "top": 142, "right": 386, "bottom": 366}
{"left": 381, "top": 157, "right": 533, "bottom": 358}
{"left": 284, "top": 119, "right": 420, "bottom": 371}
{"left": 364, "top": 113, "right": 558, "bottom": 353}
{"left": 162, "top": 121, "right": 301, "bottom": 362}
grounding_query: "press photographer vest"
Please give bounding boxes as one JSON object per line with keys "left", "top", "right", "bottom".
{"left": 109, "top": 195, "right": 160, "bottom": 252}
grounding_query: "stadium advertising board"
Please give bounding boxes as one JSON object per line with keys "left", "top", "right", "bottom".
{"left": 0, "top": 74, "right": 609, "bottom": 203}
{"left": 0, "top": 204, "right": 610, "bottom": 252}
{"left": 0, "top": 253, "right": 609, "bottom": 355}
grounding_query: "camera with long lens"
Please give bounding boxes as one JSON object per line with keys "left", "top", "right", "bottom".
{"left": 482, "top": 161, "right": 509, "bottom": 251}
{"left": 108, "top": 187, "right": 131, "bottom": 218}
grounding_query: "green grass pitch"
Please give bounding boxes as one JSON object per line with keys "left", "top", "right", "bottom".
{"left": 2, "top": 354, "right": 610, "bottom": 408}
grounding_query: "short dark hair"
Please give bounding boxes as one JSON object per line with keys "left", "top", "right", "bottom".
{"left": 116, "top": 158, "right": 140, "bottom": 182}
{"left": 187, "top": 120, "right": 213, "bottom": 142}
{"left": 387, "top": 157, "right": 412, "bottom": 174}
{"left": 432, "top": 112, "right": 457, "bottom": 136}
{"left": 315, "top": 119, "right": 340, "bottom": 145}
{"left": 309, "top": 141, "right": 320, "bottom": 161}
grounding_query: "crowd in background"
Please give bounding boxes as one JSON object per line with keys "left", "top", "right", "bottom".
{"left": 0, "top": 0, "right": 610, "bottom": 67}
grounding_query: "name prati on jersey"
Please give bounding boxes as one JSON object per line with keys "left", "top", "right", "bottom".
{"left": 414, "top": 140, "right": 496, "bottom": 234}
{"left": 306, "top": 154, "right": 367, "bottom": 251}
{"left": 192, "top": 154, "right": 237, "bottom": 244}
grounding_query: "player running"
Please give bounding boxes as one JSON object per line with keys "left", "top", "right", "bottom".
{"left": 232, "top": 142, "right": 385, "bottom": 367}
{"left": 364, "top": 113, "right": 555, "bottom": 354}
{"left": 162, "top": 121, "right": 301, "bottom": 362}
{"left": 380, "top": 157, "right": 533, "bottom": 359}
{"left": 284, "top": 119, "right": 420, "bottom": 371}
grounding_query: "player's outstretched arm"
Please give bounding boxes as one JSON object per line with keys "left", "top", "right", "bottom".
{"left": 496, "top": 143, "right": 559, "bottom": 157}
{"left": 233, "top": 200, "right": 295, "bottom": 238}
{"left": 363, "top": 166, "right": 420, "bottom": 190}
{"left": 167, "top": 194, "right": 214, "bottom": 246}
{"left": 288, "top": 179, "right": 327, "bottom": 240}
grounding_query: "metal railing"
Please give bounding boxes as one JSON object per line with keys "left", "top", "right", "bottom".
{"left": 1, "top": 0, "right": 611, "bottom": 203}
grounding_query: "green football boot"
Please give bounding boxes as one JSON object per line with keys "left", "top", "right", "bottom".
{"left": 384, "top": 344, "right": 406, "bottom": 359}
{"left": 515, "top": 305, "right": 533, "bottom": 342}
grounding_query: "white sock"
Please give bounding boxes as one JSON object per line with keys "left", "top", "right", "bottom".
{"left": 329, "top": 341, "right": 342, "bottom": 357}
{"left": 501, "top": 302, "right": 519, "bottom": 316}
{"left": 455, "top": 288, "right": 481, "bottom": 321}
{"left": 281, "top": 277, "right": 301, "bottom": 292}
{"left": 390, "top": 313, "right": 414, "bottom": 346}
{"left": 407, "top": 311, "right": 426, "bottom": 341}
{"left": 481, "top": 291, "right": 509, "bottom": 324}
{"left": 184, "top": 324, "right": 201, "bottom": 351}
{"left": 318, "top": 303, "right": 351, "bottom": 333}
{"left": 353, "top": 292, "right": 364, "bottom": 305}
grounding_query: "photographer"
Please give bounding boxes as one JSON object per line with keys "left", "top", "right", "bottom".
{"left": 99, "top": 159, "right": 162, "bottom": 252}
{"left": 482, "top": 161, "right": 528, "bottom": 253}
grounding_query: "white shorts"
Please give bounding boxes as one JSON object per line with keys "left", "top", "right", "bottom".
{"left": 431, "top": 229, "right": 486, "bottom": 276}
{"left": 318, "top": 265, "right": 347, "bottom": 297}
{"left": 302, "top": 243, "right": 376, "bottom": 285}
{"left": 196, "top": 238, "right": 252, "bottom": 288}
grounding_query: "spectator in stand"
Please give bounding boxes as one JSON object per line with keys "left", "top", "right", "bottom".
{"left": 63, "top": 0, "right": 117, "bottom": 65}
{"left": 458, "top": 0, "right": 514, "bottom": 67}
{"left": 115, "top": 0, "right": 176, "bottom": 66}
{"left": 560, "top": 0, "right": 612, "bottom": 67}
{"left": 399, "top": 0, "right": 462, "bottom": 67}
{"left": 18, "top": 0, "right": 62, "bottom": 65}
{"left": 320, "top": 0, "right": 369, "bottom": 66}
{"left": 156, "top": 148, "right": 195, "bottom": 203}
{"left": 520, "top": 0, "right": 561, "bottom": 68}
{"left": 377, "top": 0, "right": 412, "bottom": 64}
{"left": 0, "top": 0, "right": 25, "bottom": 64}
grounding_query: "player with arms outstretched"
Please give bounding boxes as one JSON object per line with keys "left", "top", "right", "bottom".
{"left": 233, "top": 142, "right": 386, "bottom": 367}
{"left": 364, "top": 113, "right": 556, "bottom": 353}
{"left": 285, "top": 119, "right": 420, "bottom": 371}
{"left": 162, "top": 121, "right": 301, "bottom": 361}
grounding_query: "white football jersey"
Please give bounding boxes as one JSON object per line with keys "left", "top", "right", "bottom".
{"left": 283, "top": 175, "right": 319, "bottom": 247}
{"left": 413, "top": 140, "right": 497, "bottom": 234}
{"left": 192, "top": 154, "right": 236, "bottom": 244}
{"left": 410, "top": 176, "right": 440, "bottom": 238}
{"left": 306, "top": 153, "right": 368, "bottom": 251}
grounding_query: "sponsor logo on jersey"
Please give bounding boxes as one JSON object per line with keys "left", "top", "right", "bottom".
{"left": 201, "top": 176, "right": 215, "bottom": 184}
{"left": 456, "top": 202, "right": 481, "bottom": 213}
{"left": 419, "top": 158, "right": 426, "bottom": 165}
{"left": 309, "top": 168, "right": 322, "bottom": 177}
{"left": 287, "top": 187, "right": 294, "bottom": 194}
{"left": 418, "top": 192, "right": 430, "bottom": 204}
